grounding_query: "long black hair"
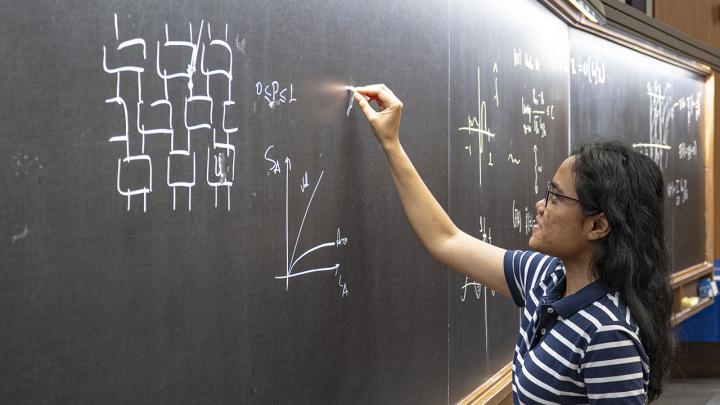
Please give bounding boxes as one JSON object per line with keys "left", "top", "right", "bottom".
{"left": 572, "top": 141, "right": 674, "bottom": 402}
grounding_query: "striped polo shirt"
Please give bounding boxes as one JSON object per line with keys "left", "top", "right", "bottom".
{"left": 504, "top": 250, "right": 650, "bottom": 404}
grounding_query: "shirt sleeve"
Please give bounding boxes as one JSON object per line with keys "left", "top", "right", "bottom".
{"left": 580, "top": 327, "right": 649, "bottom": 404}
{"left": 503, "top": 250, "right": 557, "bottom": 307}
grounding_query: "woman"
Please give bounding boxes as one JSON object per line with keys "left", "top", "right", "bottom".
{"left": 351, "top": 85, "right": 674, "bottom": 404}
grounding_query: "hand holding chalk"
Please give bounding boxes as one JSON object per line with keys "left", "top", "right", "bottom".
{"left": 351, "top": 84, "right": 404, "bottom": 150}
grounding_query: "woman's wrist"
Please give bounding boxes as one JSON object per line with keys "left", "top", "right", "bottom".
{"left": 380, "top": 136, "right": 402, "bottom": 154}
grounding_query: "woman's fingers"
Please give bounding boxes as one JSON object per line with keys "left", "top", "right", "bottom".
{"left": 353, "top": 84, "right": 400, "bottom": 111}
{"left": 352, "top": 85, "right": 381, "bottom": 97}
{"left": 353, "top": 90, "right": 377, "bottom": 120}
{"left": 351, "top": 84, "right": 403, "bottom": 149}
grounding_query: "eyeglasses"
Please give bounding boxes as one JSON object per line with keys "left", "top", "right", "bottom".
{"left": 544, "top": 181, "right": 601, "bottom": 214}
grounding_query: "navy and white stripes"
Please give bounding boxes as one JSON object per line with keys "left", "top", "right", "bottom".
{"left": 504, "top": 250, "right": 649, "bottom": 404}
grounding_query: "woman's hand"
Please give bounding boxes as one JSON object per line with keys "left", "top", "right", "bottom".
{"left": 352, "top": 84, "right": 403, "bottom": 150}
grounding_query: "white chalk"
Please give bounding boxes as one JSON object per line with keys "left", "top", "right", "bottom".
{"left": 346, "top": 93, "right": 355, "bottom": 117}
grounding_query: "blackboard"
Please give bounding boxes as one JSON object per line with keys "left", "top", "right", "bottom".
{"left": 0, "top": 1, "right": 709, "bottom": 404}
{"left": 1, "top": 1, "right": 450, "bottom": 403}
{"left": 569, "top": 28, "right": 706, "bottom": 272}
{"left": 448, "top": 0, "right": 570, "bottom": 401}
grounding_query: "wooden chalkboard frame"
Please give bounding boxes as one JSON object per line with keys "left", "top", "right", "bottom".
{"left": 459, "top": 1, "right": 718, "bottom": 403}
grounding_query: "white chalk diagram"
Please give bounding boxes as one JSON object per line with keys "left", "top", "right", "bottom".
{"left": 632, "top": 81, "right": 702, "bottom": 173}
{"left": 457, "top": 62, "right": 552, "bottom": 196}
{"left": 265, "top": 146, "right": 349, "bottom": 298}
{"left": 455, "top": 53, "right": 559, "bottom": 356}
{"left": 103, "top": 14, "right": 237, "bottom": 211}
{"left": 632, "top": 81, "right": 674, "bottom": 170}
{"left": 460, "top": 276, "right": 496, "bottom": 355}
{"left": 458, "top": 66, "right": 498, "bottom": 188}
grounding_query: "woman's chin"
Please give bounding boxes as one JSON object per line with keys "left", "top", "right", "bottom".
{"left": 528, "top": 236, "right": 537, "bottom": 251}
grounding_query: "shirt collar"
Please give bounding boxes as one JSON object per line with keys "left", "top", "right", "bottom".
{"left": 548, "top": 275, "right": 612, "bottom": 319}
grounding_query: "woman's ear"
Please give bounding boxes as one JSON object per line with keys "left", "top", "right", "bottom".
{"left": 587, "top": 213, "right": 611, "bottom": 241}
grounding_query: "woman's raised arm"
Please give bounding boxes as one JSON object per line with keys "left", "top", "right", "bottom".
{"left": 352, "top": 84, "right": 510, "bottom": 297}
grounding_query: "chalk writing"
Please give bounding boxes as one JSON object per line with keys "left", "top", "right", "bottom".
{"left": 512, "top": 200, "right": 535, "bottom": 235}
{"left": 673, "top": 92, "right": 702, "bottom": 128}
{"left": 570, "top": 56, "right": 606, "bottom": 85}
{"left": 256, "top": 81, "right": 296, "bottom": 109}
{"left": 460, "top": 277, "right": 482, "bottom": 302}
{"left": 525, "top": 207, "right": 535, "bottom": 235}
{"left": 12, "top": 151, "right": 42, "bottom": 177}
{"left": 265, "top": 145, "right": 281, "bottom": 174}
{"left": 492, "top": 62, "right": 500, "bottom": 107}
{"left": 678, "top": 141, "right": 698, "bottom": 160}
{"left": 300, "top": 172, "right": 310, "bottom": 192}
{"left": 103, "top": 14, "right": 236, "bottom": 211}
{"left": 458, "top": 66, "right": 496, "bottom": 187}
{"left": 533, "top": 144, "right": 543, "bottom": 194}
{"left": 633, "top": 81, "right": 673, "bottom": 169}
{"left": 459, "top": 276, "right": 496, "bottom": 354}
{"left": 522, "top": 88, "right": 555, "bottom": 138}
{"left": 479, "top": 215, "right": 492, "bottom": 245}
{"left": 667, "top": 178, "right": 689, "bottom": 206}
{"left": 513, "top": 47, "right": 540, "bottom": 72}
{"left": 11, "top": 225, "right": 29, "bottom": 243}
{"left": 512, "top": 201, "right": 521, "bottom": 233}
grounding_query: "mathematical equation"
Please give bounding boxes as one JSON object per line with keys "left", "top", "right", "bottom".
{"left": 256, "top": 80, "right": 296, "bottom": 109}
{"left": 512, "top": 200, "right": 535, "bottom": 235}
{"left": 667, "top": 178, "right": 689, "bottom": 206}
{"left": 673, "top": 92, "right": 702, "bottom": 128}
{"left": 678, "top": 141, "right": 698, "bottom": 160}
{"left": 513, "top": 47, "right": 540, "bottom": 72}
{"left": 521, "top": 88, "right": 555, "bottom": 138}
{"left": 570, "top": 56, "right": 606, "bottom": 86}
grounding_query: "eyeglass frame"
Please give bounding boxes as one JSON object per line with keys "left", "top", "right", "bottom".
{"left": 544, "top": 181, "right": 601, "bottom": 215}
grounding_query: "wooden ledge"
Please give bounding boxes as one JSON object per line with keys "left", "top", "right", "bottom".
{"left": 672, "top": 297, "right": 714, "bottom": 325}
{"left": 670, "top": 262, "right": 715, "bottom": 326}
{"left": 671, "top": 262, "right": 715, "bottom": 288}
{"left": 458, "top": 363, "right": 513, "bottom": 405}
